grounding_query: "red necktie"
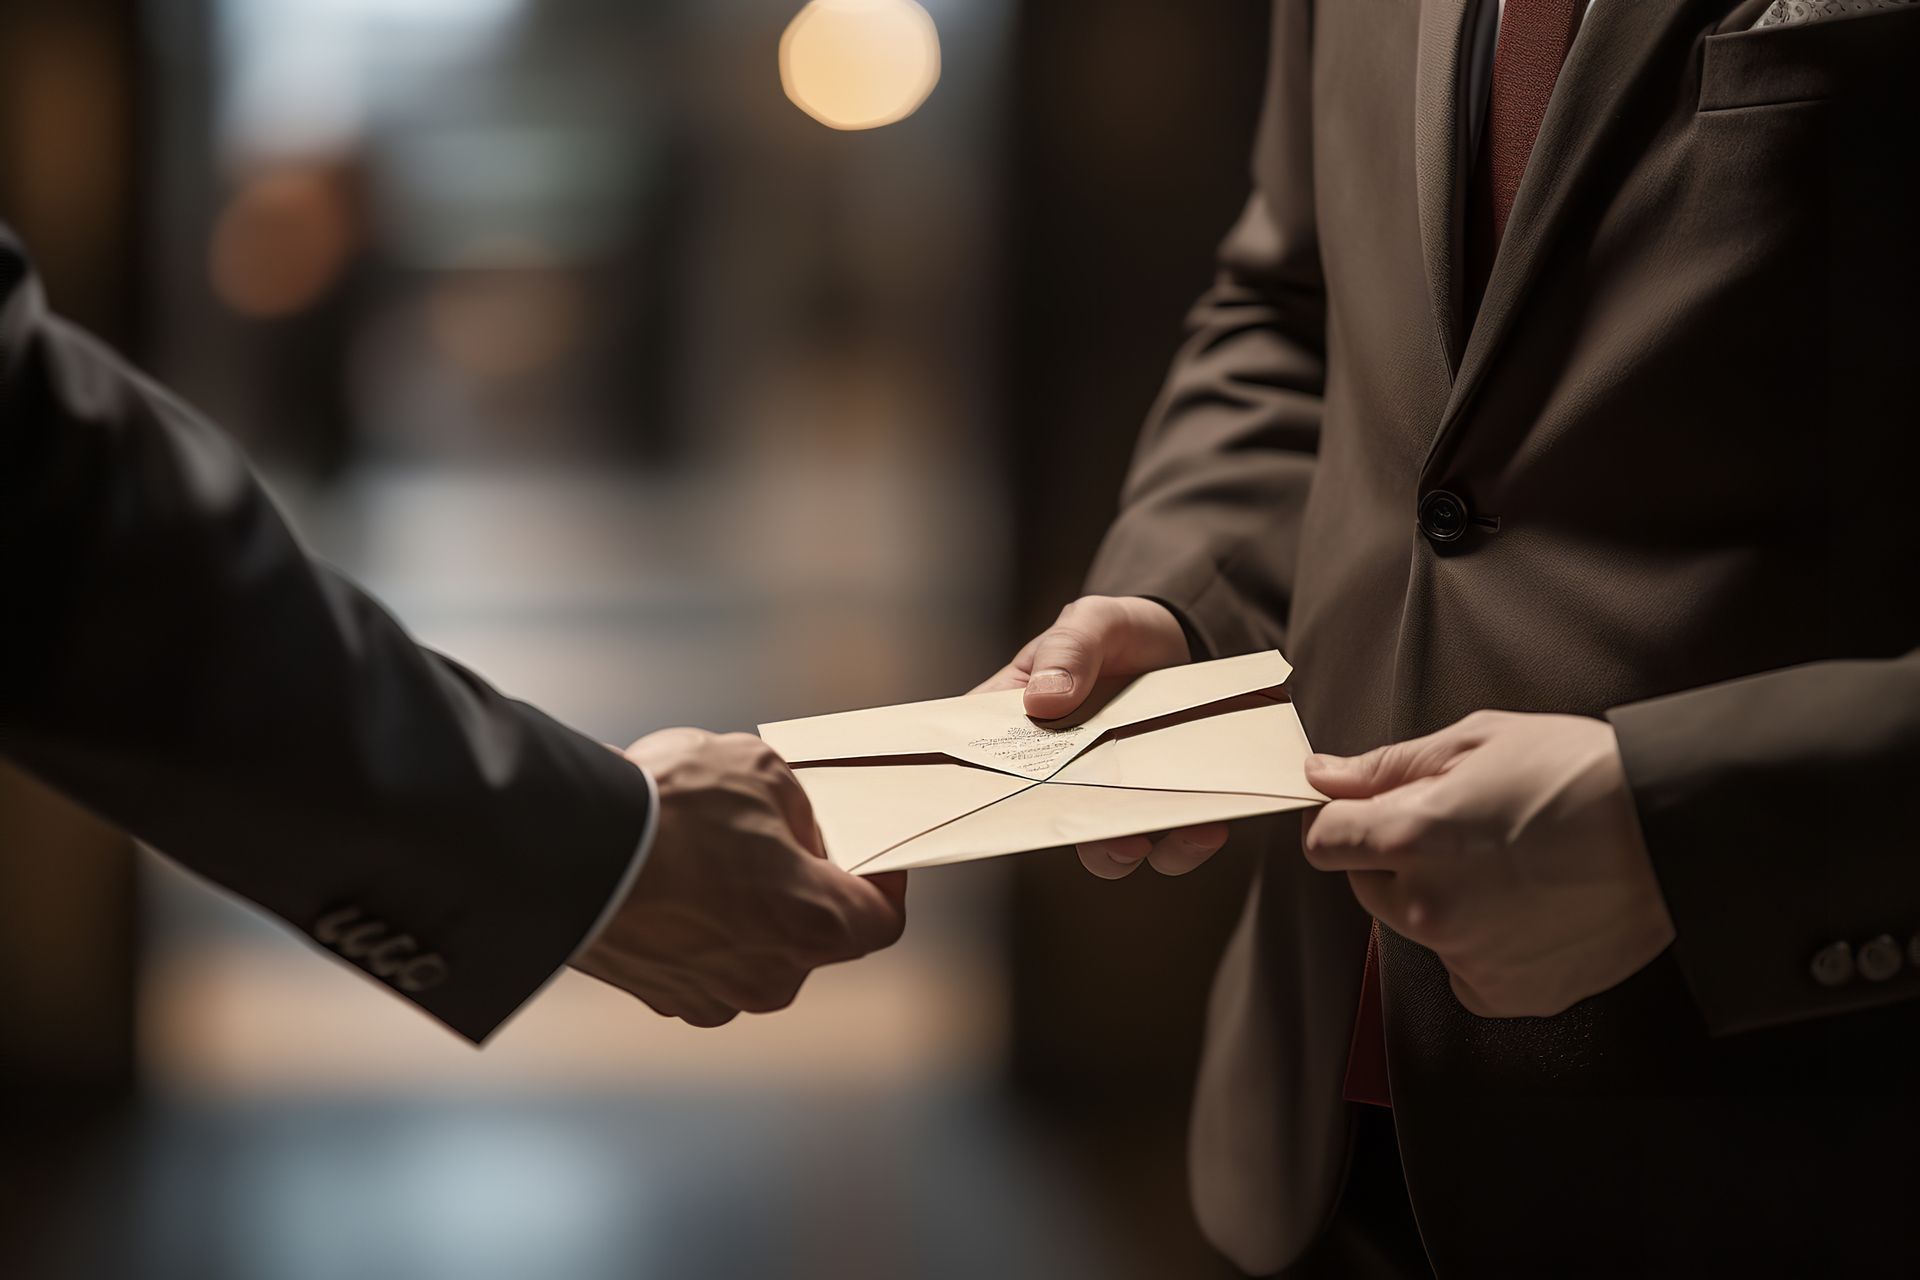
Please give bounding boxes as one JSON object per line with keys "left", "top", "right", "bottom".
{"left": 1466, "top": 0, "right": 1586, "bottom": 311}
{"left": 1342, "top": 0, "right": 1584, "bottom": 1110}
{"left": 1342, "top": 921, "right": 1392, "bottom": 1107}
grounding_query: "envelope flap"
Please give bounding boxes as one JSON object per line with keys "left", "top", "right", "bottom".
{"left": 763, "top": 686, "right": 1100, "bottom": 780}
{"left": 759, "top": 650, "right": 1296, "bottom": 784}
{"left": 1075, "top": 650, "right": 1293, "bottom": 739}
{"left": 912, "top": 649, "right": 1296, "bottom": 779}
{"left": 759, "top": 688, "right": 1018, "bottom": 765}
{"left": 1050, "top": 699, "right": 1324, "bottom": 799}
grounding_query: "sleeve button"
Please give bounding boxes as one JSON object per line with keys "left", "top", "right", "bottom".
{"left": 1857, "top": 934, "right": 1902, "bottom": 983}
{"left": 1810, "top": 940, "right": 1854, "bottom": 988}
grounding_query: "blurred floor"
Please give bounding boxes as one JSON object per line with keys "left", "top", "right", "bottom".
{"left": 22, "top": 1091, "right": 1124, "bottom": 1280}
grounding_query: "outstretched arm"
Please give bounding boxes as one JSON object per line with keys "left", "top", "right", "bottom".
{"left": 0, "top": 230, "right": 906, "bottom": 1040}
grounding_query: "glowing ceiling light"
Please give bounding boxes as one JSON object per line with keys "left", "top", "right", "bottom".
{"left": 779, "top": 0, "right": 941, "bottom": 132}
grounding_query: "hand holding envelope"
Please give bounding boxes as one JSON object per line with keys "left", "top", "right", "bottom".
{"left": 759, "top": 651, "right": 1326, "bottom": 874}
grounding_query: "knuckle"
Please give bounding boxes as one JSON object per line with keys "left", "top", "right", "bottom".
{"left": 723, "top": 731, "right": 773, "bottom": 760}
{"left": 1039, "top": 624, "right": 1096, "bottom": 659}
{"left": 725, "top": 737, "right": 795, "bottom": 786}
{"left": 1151, "top": 832, "right": 1218, "bottom": 874}
{"left": 1399, "top": 891, "right": 1451, "bottom": 944}
{"left": 1366, "top": 742, "right": 1403, "bottom": 770}
{"left": 871, "top": 905, "right": 907, "bottom": 950}
{"left": 642, "top": 726, "right": 711, "bottom": 766}
{"left": 784, "top": 894, "right": 857, "bottom": 959}
{"left": 1373, "top": 818, "right": 1429, "bottom": 858}
{"left": 1458, "top": 709, "right": 1510, "bottom": 735}
{"left": 1358, "top": 743, "right": 1399, "bottom": 774}
{"left": 1058, "top": 595, "right": 1108, "bottom": 624}
{"left": 1045, "top": 603, "right": 1124, "bottom": 658}
{"left": 681, "top": 1005, "right": 737, "bottom": 1028}
{"left": 1371, "top": 830, "right": 1410, "bottom": 859}
{"left": 1394, "top": 812, "right": 1452, "bottom": 857}
{"left": 1403, "top": 785, "right": 1455, "bottom": 821}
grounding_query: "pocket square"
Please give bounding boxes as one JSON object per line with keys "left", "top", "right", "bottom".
{"left": 1754, "top": 0, "right": 1917, "bottom": 29}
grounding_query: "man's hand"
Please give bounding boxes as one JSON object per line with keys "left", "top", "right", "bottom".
{"left": 975, "top": 595, "right": 1227, "bottom": 878}
{"left": 1303, "top": 711, "right": 1675, "bottom": 1019}
{"left": 573, "top": 728, "right": 907, "bottom": 1027}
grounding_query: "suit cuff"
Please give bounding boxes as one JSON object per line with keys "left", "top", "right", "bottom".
{"left": 569, "top": 764, "right": 659, "bottom": 963}
{"left": 1142, "top": 595, "right": 1215, "bottom": 663}
{"left": 1607, "top": 662, "right": 1920, "bottom": 1035}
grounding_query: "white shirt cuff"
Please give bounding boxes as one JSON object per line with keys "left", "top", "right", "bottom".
{"left": 569, "top": 763, "right": 660, "bottom": 962}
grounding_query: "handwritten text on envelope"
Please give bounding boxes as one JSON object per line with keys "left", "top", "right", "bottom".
{"left": 758, "top": 651, "right": 1326, "bottom": 874}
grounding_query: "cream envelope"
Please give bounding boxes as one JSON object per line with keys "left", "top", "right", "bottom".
{"left": 758, "top": 651, "right": 1326, "bottom": 874}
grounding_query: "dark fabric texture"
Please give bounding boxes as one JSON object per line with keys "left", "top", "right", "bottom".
{"left": 1276, "top": 1107, "right": 1430, "bottom": 1280}
{"left": 0, "top": 230, "right": 652, "bottom": 1043}
{"left": 1086, "top": 0, "right": 1920, "bottom": 1272}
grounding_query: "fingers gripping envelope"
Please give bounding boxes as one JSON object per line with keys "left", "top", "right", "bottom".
{"left": 758, "top": 652, "right": 1326, "bottom": 874}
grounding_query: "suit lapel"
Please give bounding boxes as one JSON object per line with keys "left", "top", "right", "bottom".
{"left": 1414, "top": 0, "right": 1479, "bottom": 377}
{"left": 1427, "top": 0, "right": 1706, "bottom": 465}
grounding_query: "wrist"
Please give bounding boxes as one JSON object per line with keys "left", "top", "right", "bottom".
{"left": 1598, "top": 722, "right": 1674, "bottom": 938}
{"left": 569, "top": 760, "right": 660, "bottom": 968}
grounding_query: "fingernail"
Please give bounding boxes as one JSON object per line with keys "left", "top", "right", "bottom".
{"left": 1306, "top": 753, "right": 1339, "bottom": 771}
{"left": 1029, "top": 668, "right": 1073, "bottom": 696}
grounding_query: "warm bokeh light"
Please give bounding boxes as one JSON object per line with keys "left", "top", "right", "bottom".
{"left": 208, "top": 167, "right": 356, "bottom": 318}
{"left": 779, "top": 0, "right": 941, "bottom": 132}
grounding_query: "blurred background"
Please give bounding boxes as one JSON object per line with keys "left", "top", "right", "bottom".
{"left": 0, "top": 0, "right": 1273, "bottom": 1275}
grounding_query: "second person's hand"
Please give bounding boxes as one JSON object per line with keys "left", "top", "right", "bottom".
{"left": 975, "top": 595, "right": 1228, "bottom": 878}
{"left": 573, "top": 728, "right": 908, "bottom": 1026}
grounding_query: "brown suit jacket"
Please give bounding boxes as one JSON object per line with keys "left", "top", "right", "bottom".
{"left": 1085, "top": 0, "right": 1920, "bottom": 1272}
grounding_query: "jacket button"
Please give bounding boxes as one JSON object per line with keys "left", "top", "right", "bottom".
{"left": 1810, "top": 940, "right": 1854, "bottom": 988}
{"left": 1858, "top": 934, "right": 1903, "bottom": 983}
{"left": 1418, "top": 490, "right": 1470, "bottom": 544}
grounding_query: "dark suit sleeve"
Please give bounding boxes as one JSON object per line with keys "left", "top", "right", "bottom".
{"left": 0, "top": 230, "right": 652, "bottom": 1044}
{"left": 1082, "top": 0, "right": 1323, "bottom": 659}
{"left": 1607, "top": 654, "right": 1920, "bottom": 1036}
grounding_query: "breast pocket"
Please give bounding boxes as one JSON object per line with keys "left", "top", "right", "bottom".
{"left": 1700, "top": 6, "right": 1920, "bottom": 111}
